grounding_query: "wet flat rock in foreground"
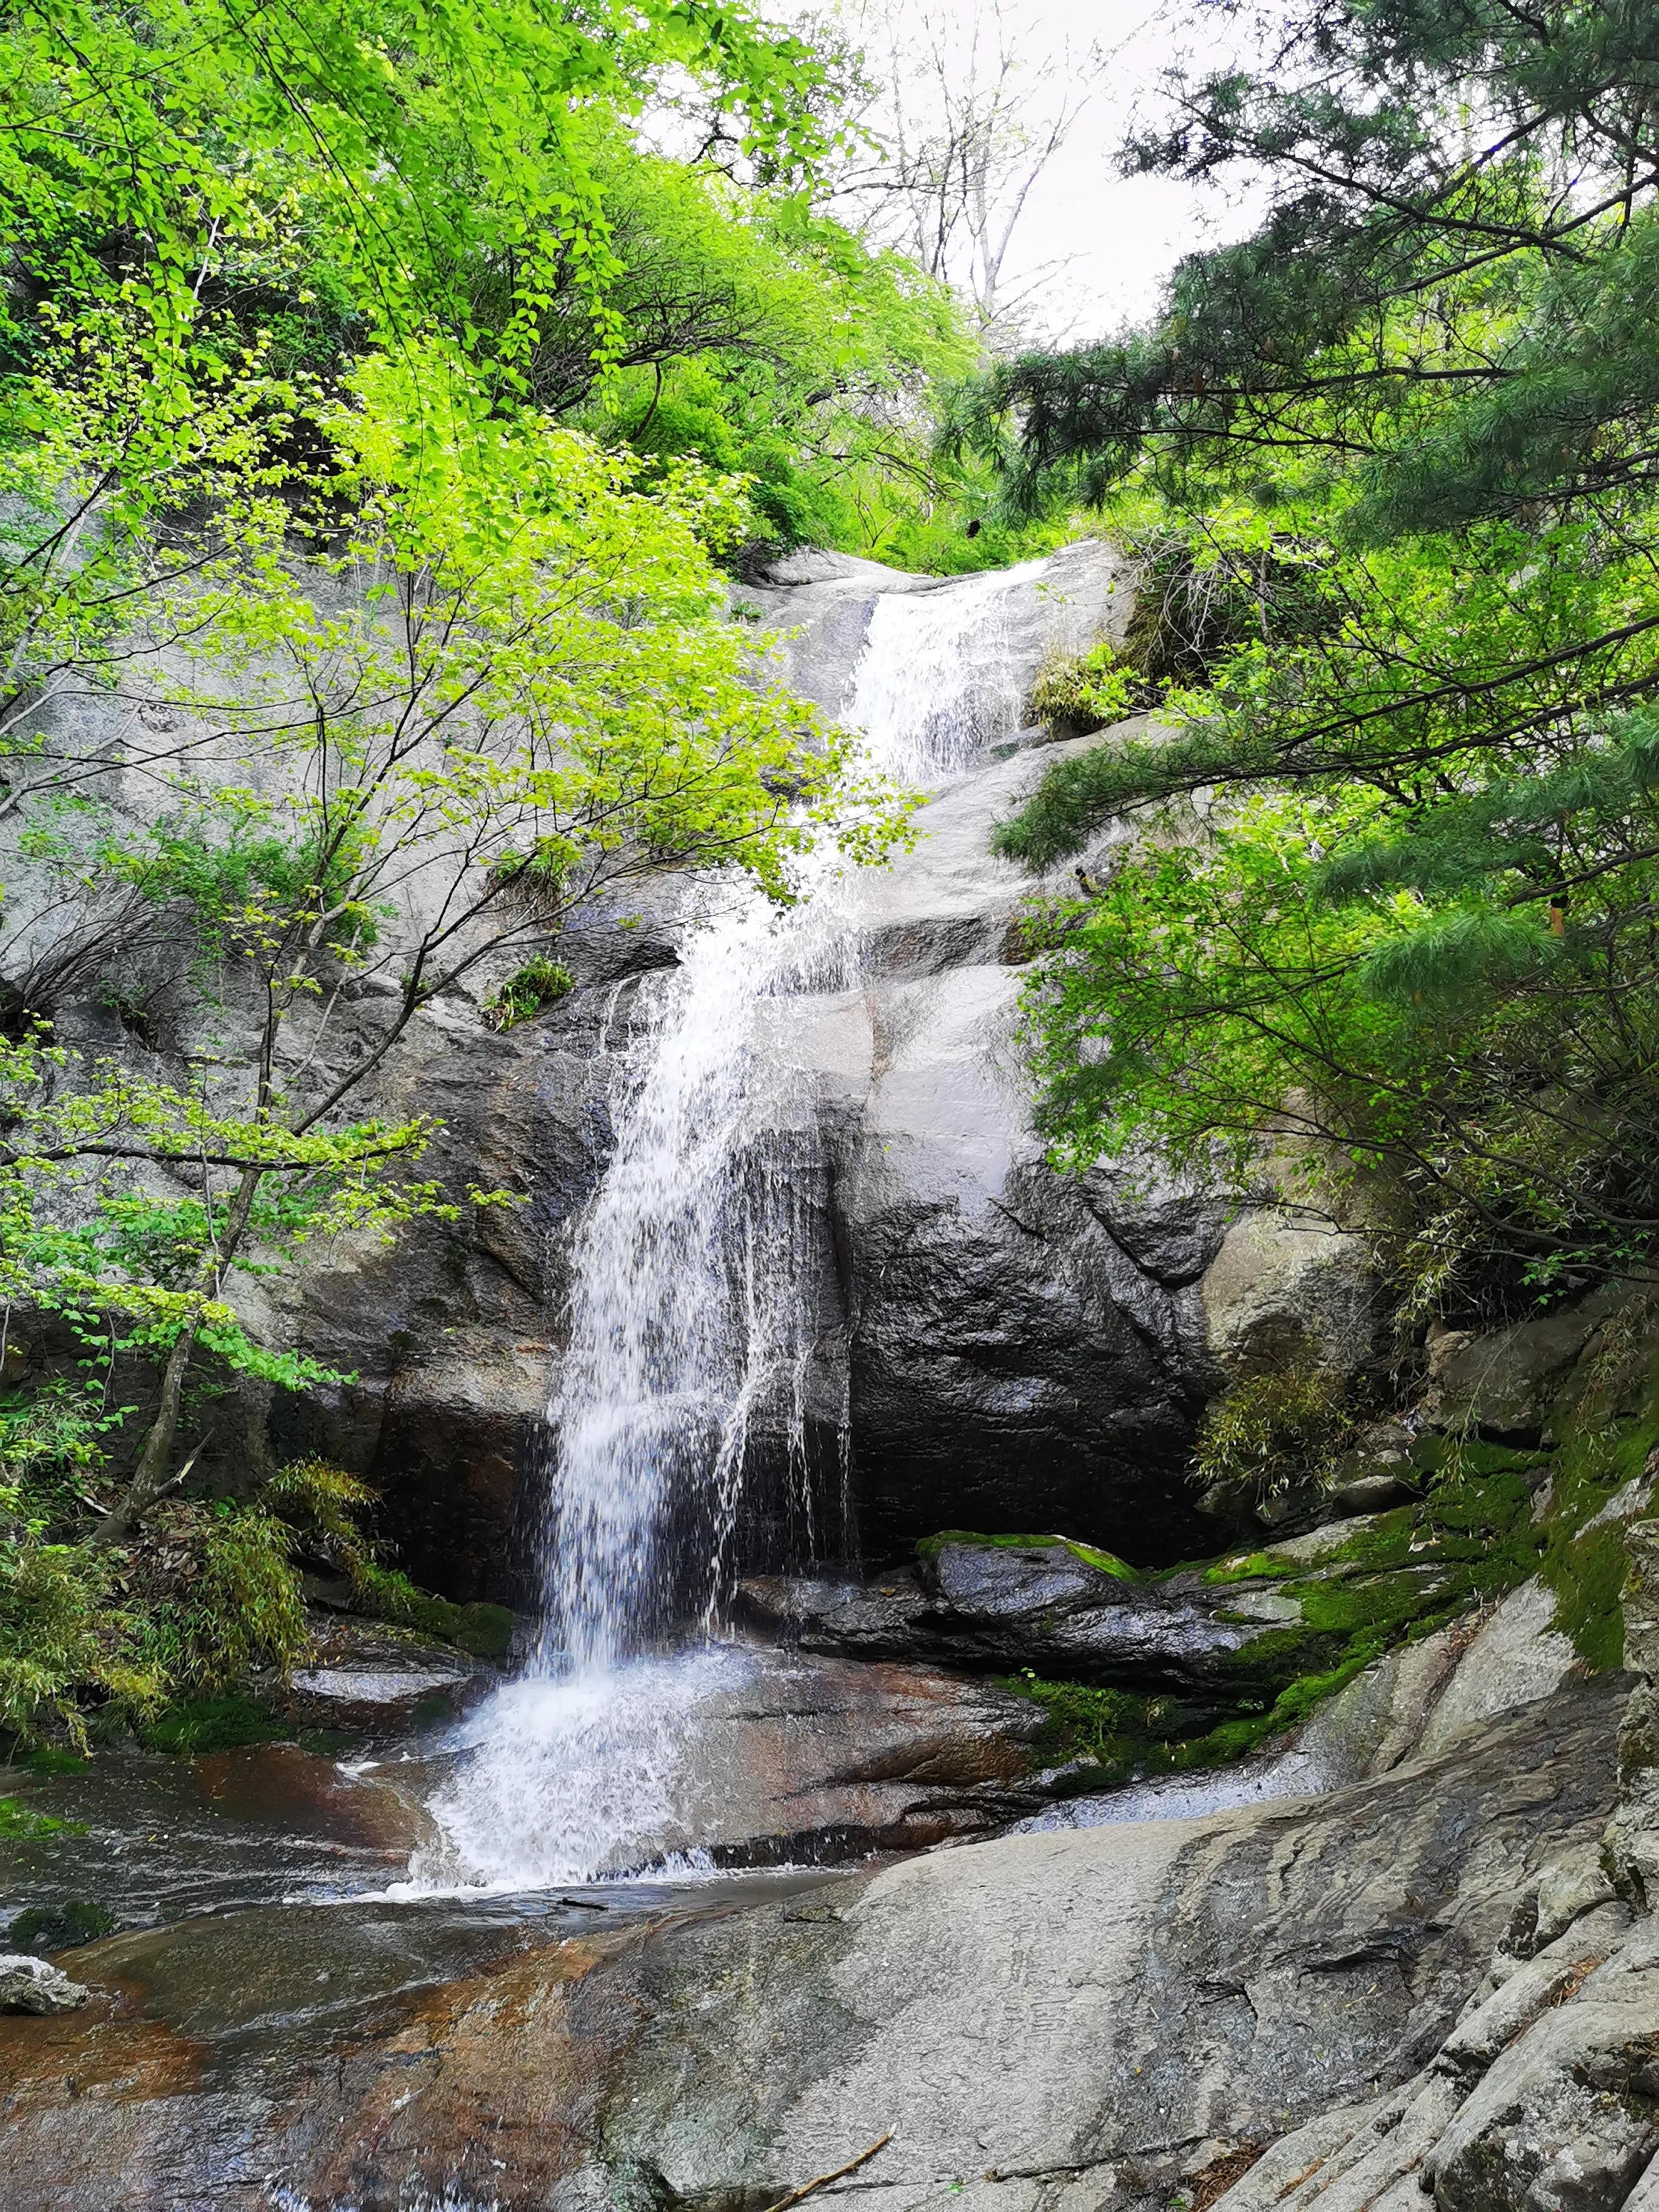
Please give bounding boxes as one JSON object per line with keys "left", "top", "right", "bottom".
{"left": 0, "top": 1675, "right": 1630, "bottom": 2212}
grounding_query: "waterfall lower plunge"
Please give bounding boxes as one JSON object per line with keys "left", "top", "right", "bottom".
{"left": 410, "top": 565, "right": 1041, "bottom": 1890}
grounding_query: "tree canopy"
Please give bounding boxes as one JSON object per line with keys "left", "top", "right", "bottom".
{"left": 0, "top": 0, "right": 953, "bottom": 1735}
{"left": 981, "top": 0, "right": 1659, "bottom": 1312}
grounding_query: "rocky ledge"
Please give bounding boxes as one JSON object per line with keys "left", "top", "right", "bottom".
{"left": 737, "top": 1507, "right": 1480, "bottom": 1701}
{"left": 0, "top": 1668, "right": 1629, "bottom": 2211}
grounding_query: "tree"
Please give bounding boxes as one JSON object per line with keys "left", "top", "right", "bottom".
{"left": 0, "top": 345, "right": 894, "bottom": 1535}
{"left": 803, "top": 0, "right": 1105, "bottom": 349}
{"left": 971, "top": 0, "right": 1659, "bottom": 1310}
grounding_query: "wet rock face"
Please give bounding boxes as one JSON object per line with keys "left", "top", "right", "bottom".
{"left": 205, "top": 540, "right": 1373, "bottom": 1589}
{"left": 836, "top": 1114, "right": 1221, "bottom": 1564}
{"left": 0, "top": 1676, "right": 1623, "bottom": 2211}
{"left": 628, "top": 1649, "right": 1053, "bottom": 1862}
{"left": 739, "top": 1538, "right": 1279, "bottom": 1692}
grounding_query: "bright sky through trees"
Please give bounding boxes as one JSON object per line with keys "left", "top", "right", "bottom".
{"left": 783, "top": 0, "right": 1261, "bottom": 339}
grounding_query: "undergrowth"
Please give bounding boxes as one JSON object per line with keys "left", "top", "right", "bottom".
{"left": 483, "top": 956, "right": 574, "bottom": 1031}
{"left": 1010, "top": 1364, "right": 1659, "bottom": 1795}
{"left": 1028, "top": 643, "right": 1144, "bottom": 736}
{"left": 0, "top": 1429, "right": 509, "bottom": 1752}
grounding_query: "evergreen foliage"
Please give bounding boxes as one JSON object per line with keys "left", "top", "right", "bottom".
{"left": 977, "top": 0, "right": 1659, "bottom": 1309}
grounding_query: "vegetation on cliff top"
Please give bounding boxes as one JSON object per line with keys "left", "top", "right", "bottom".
{"left": 983, "top": 0, "right": 1659, "bottom": 1324}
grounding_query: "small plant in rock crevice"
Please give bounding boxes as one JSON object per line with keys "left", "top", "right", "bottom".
{"left": 1028, "top": 643, "right": 1141, "bottom": 736}
{"left": 483, "top": 956, "right": 576, "bottom": 1031}
{"left": 1193, "top": 1357, "right": 1361, "bottom": 1506}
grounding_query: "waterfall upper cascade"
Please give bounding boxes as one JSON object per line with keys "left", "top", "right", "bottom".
{"left": 407, "top": 560, "right": 1057, "bottom": 1890}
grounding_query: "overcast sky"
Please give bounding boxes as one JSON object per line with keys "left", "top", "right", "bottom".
{"left": 988, "top": 0, "right": 1258, "bottom": 338}
{"left": 778, "top": 0, "right": 1264, "bottom": 343}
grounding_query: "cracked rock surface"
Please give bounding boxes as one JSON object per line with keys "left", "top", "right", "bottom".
{"left": 0, "top": 1672, "right": 1627, "bottom": 2210}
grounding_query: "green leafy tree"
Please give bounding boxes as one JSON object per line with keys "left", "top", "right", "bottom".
{"left": 0, "top": 347, "right": 894, "bottom": 1535}
{"left": 973, "top": 1, "right": 1659, "bottom": 1310}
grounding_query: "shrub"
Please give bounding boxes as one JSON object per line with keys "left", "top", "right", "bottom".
{"left": 1195, "top": 1359, "right": 1359, "bottom": 1506}
{"left": 483, "top": 956, "right": 574, "bottom": 1030}
{"left": 1028, "top": 643, "right": 1138, "bottom": 735}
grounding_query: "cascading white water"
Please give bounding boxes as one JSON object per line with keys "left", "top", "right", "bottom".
{"left": 404, "top": 560, "right": 1049, "bottom": 1891}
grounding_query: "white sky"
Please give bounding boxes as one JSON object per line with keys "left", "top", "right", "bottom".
{"left": 988, "top": 0, "right": 1258, "bottom": 338}
{"left": 779, "top": 0, "right": 1264, "bottom": 342}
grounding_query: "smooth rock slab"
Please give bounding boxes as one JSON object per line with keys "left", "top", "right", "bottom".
{"left": 0, "top": 1676, "right": 1621, "bottom": 2211}
{"left": 283, "top": 1614, "right": 501, "bottom": 1732}
{"left": 662, "top": 1649, "right": 1053, "bottom": 1860}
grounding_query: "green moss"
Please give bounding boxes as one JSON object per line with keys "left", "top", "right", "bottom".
{"left": 0, "top": 1794, "right": 83, "bottom": 1838}
{"left": 15, "top": 1744, "right": 89, "bottom": 1775}
{"left": 1012, "top": 1447, "right": 1565, "bottom": 1791}
{"left": 139, "top": 1693, "right": 288, "bottom": 1754}
{"left": 1009, "top": 1351, "right": 1659, "bottom": 1800}
{"left": 916, "top": 1530, "right": 1139, "bottom": 1581}
{"left": 1547, "top": 1521, "right": 1629, "bottom": 1671}
{"left": 1200, "top": 1549, "right": 1304, "bottom": 1584}
{"left": 1532, "top": 1359, "right": 1659, "bottom": 1667}
{"left": 8, "top": 1899, "right": 113, "bottom": 1951}
{"left": 484, "top": 956, "right": 574, "bottom": 1031}
{"left": 352, "top": 1566, "right": 514, "bottom": 1658}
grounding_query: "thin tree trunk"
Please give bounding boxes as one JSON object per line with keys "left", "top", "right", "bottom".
{"left": 94, "top": 1166, "right": 264, "bottom": 1543}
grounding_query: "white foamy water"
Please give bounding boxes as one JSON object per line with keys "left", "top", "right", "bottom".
{"left": 412, "top": 558, "right": 1053, "bottom": 1889}
{"left": 394, "top": 1651, "right": 740, "bottom": 1892}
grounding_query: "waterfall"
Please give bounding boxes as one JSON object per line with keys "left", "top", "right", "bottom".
{"left": 404, "top": 560, "right": 1048, "bottom": 1891}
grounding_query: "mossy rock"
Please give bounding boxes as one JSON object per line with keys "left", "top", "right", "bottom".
{"left": 0, "top": 1795, "right": 84, "bottom": 1840}
{"left": 139, "top": 1694, "right": 289, "bottom": 1755}
{"left": 9, "top": 1899, "right": 114, "bottom": 1952}
{"left": 916, "top": 1530, "right": 1139, "bottom": 1581}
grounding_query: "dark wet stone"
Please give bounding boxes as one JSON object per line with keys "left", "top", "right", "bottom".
{"left": 738, "top": 1538, "right": 1294, "bottom": 1692}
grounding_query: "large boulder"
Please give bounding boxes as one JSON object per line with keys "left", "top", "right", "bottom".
{"left": 738, "top": 1536, "right": 1295, "bottom": 1693}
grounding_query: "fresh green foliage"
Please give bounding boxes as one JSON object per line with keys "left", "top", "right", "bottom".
{"left": 484, "top": 959, "right": 576, "bottom": 1033}
{"left": 1028, "top": 646, "right": 1139, "bottom": 738}
{"left": 1194, "top": 1361, "right": 1359, "bottom": 1506}
{"left": 0, "top": 1434, "right": 511, "bottom": 1746}
{"left": 0, "top": 0, "right": 832, "bottom": 383}
{"left": 155, "top": 1508, "right": 310, "bottom": 1694}
{"left": 269, "top": 1458, "right": 514, "bottom": 1657}
{"left": 0, "top": 1542, "right": 131, "bottom": 1746}
{"left": 973, "top": 1, "right": 1659, "bottom": 1308}
{"left": 0, "top": 317, "right": 906, "bottom": 1541}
